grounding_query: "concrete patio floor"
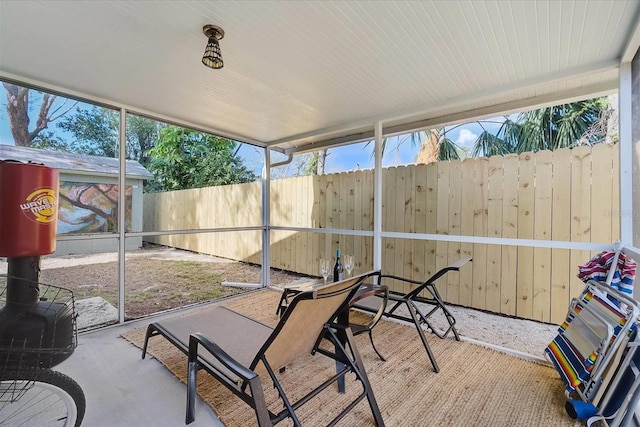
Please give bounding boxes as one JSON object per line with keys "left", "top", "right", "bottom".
{"left": 56, "top": 307, "right": 225, "bottom": 427}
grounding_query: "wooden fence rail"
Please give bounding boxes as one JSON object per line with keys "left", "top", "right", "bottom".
{"left": 144, "top": 144, "right": 619, "bottom": 324}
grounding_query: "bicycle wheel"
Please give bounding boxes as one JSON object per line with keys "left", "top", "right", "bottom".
{"left": 0, "top": 368, "right": 85, "bottom": 427}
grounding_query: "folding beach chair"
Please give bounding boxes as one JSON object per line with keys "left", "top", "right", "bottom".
{"left": 351, "top": 257, "right": 472, "bottom": 373}
{"left": 545, "top": 244, "right": 640, "bottom": 426}
{"left": 141, "top": 272, "right": 385, "bottom": 427}
{"left": 545, "top": 281, "right": 636, "bottom": 394}
{"left": 591, "top": 328, "right": 640, "bottom": 427}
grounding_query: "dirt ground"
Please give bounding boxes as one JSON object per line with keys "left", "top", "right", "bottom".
{"left": 26, "top": 245, "right": 313, "bottom": 320}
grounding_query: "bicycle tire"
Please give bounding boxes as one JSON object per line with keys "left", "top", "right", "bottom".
{"left": 0, "top": 368, "right": 85, "bottom": 427}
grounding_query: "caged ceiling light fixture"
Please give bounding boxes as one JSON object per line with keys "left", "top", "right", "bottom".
{"left": 202, "top": 24, "right": 225, "bottom": 69}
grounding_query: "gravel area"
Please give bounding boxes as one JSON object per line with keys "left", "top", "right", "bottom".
{"left": 429, "top": 303, "right": 558, "bottom": 361}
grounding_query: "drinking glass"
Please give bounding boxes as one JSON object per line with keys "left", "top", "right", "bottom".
{"left": 344, "top": 255, "right": 354, "bottom": 277}
{"left": 319, "top": 258, "right": 330, "bottom": 284}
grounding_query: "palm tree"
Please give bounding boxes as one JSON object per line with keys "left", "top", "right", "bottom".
{"left": 316, "top": 96, "right": 611, "bottom": 173}
{"left": 415, "top": 128, "right": 462, "bottom": 163}
{"left": 409, "top": 97, "right": 611, "bottom": 161}
{"left": 471, "top": 97, "right": 609, "bottom": 156}
{"left": 370, "top": 128, "right": 462, "bottom": 165}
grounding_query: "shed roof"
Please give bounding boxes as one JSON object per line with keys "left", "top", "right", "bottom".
{"left": 0, "top": 145, "right": 153, "bottom": 180}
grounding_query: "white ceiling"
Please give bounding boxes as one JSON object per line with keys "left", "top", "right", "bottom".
{"left": 1, "top": 1, "right": 639, "bottom": 154}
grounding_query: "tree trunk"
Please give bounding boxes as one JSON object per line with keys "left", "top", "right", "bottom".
{"left": 415, "top": 129, "right": 440, "bottom": 164}
{"left": 3, "top": 83, "right": 66, "bottom": 147}
{"left": 316, "top": 149, "right": 327, "bottom": 175}
{"left": 3, "top": 83, "right": 32, "bottom": 146}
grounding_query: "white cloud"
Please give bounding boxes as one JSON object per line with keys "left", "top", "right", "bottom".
{"left": 456, "top": 128, "right": 478, "bottom": 150}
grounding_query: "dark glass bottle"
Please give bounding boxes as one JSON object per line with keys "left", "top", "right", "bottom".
{"left": 333, "top": 248, "right": 344, "bottom": 282}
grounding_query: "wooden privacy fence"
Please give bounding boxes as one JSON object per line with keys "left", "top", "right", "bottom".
{"left": 144, "top": 144, "right": 619, "bottom": 324}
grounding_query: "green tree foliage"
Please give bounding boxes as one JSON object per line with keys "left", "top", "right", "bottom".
{"left": 127, "top": 114, "right": 161, "bottom": 167}
{"left": 472, "top": 98, "right": 608, "bottom": 156}
{"left": 48, "top": 107, "right": 162, "bottom": 165}
{"left": 388, "top": 97, "right": 611, "bottom": 162}
{"left": 55, "top": 106, "right": 120, "bottom": 156}
{"left": 146, "top": 126, "right": 256, "bottom": 192}
{"left": 471, "top": 118, "right": 521, "bottom": 157}
{"left": 30, "top": 130, "right": 74, "bottom": 152}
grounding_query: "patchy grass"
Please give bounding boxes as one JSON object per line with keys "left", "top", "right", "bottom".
{"left": 38, "top": 257, "right": 309, "bottom": 320}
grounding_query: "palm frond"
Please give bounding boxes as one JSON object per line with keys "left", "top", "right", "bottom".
{"left": 472, "top": 131, "right": 509, "bottom": 157}
{"left": 439, "top": 137, "right": 460, "bottom": 160}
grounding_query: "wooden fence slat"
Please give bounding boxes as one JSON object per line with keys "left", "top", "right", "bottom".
{"left": 590, "top": 143, "right": 614, "bottom": 244}
{"left": 516, "top": 152, "right": 535, "bottom": 319}
{"left": 471, "top": 158, "right": 488, "bottom": 310}
{"left": 318, "top": 174, "right": 328, "bottom": 259}
{"left": 533, "top": 150, "right": 553, "bottom": 322}
{"left": 458, "top": 159, "right": 475, "bottom": 306}
{"left": 447, "top": 160, "right": 462, "bottom": 303}
{"left": 436, "top": 161, "right": 451, "bottom": 300}
{"left": 286, "top": 178, "right": 295, "bottom": 270}
{"left": 363, "top": 169, "right": 374, "bottom": 271}
{"left": 403, "top": 166, "right": 415, "bottom": 290}
{"left": 570, "top": 146, "right": 593, "bottom": 300}
{"left": 345, "top": 172, "right": 355, "bottom": 261}
{"left": 498, "top": 153, "right": 517, "bottom": 313}
{"left": 414, "top": 164, "right": 427, "bottom": 279}
{"left": 425, "top": 162, "right": 438, "bottom": 279}
{"left": 275, "top": 179, "right": 287, "bottom": 270}
{"left": 611, "top": 144, "right": 620, "bottom": 241}
{"left": 353, "top": 171, "right": 363, "bottom": 274}
{"left": 336, "top": 172, "right": 346, "bottom": 256}
{"left": 497, "top": 154, "right": 517, "bottom": 312}
{"left": 395, "top": 167, "right": 407, "bottom": 292}
{"left": 486, "top": 155, "right": 504, "bottom": 313}
{"left": 550, "top": 148, "right": 572, "bottom": 324}
{"left": 311, "top": 174, "right": 321, "bottom": 269}
{"left": 302, "top": 175, "right": 312, "bottom": 273}
{"left": 383, "top": 168, "right": 397, "bottom": 286}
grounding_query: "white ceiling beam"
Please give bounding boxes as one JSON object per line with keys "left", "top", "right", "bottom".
{"left": 272, "top": 60, "right": 619, "bottom": 153}
{"left": 0, "top": 71, "right": 269, "bottom": 148}
{"left": 621, "top": 12, "right": 640, "bottom": 63}
{"left": 280, "top": 79, "right": 616, "bottom": 155}
{"left": 382, "top": 81, "right": 617, "bottom": 139}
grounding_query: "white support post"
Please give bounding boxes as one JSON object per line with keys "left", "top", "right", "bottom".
{"left": 373, "top": 121, "right": 383, "bottom": 272}
{"left": 261, "top": 148, "right": 271, "bottom": 287}
{"left": 619, "top": 62, "right": 634, "bottom": 246}
{"left": 118, "top": 108, "right": 126, "bottom": 323}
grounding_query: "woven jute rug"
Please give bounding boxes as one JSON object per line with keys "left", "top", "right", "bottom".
{"left": 122, "top": 289, "right": 582, "bottom": 427}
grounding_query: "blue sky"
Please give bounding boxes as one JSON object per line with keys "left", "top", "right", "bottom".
{"left": 241, "top": 120, "right": 504, "bottom": 177}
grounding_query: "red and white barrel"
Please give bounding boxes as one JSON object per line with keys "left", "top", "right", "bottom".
{"left": 0, "top": 160, "right": 60, "bottom": 257}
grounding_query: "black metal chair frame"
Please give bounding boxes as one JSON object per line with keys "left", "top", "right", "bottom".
{"left": 142, "top": 272, "right": 385, "bottom": 427}
{"left": 352, "top": 258, "right": 472, "bottom": 373}
{"left": 348, "top": 283, "right": 389, "bottom": 361}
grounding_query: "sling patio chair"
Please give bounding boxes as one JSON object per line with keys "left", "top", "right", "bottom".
{"left": 141, "top": 272, "right": 385, "bottom": 427}
{"left": 275, "top": 279, "right": 390, "bottom": 361}
{"left": 351, "top": 257, "right": 472, "bottom": 373}
{"left": 348, "top": 283, "right": 390, "bottom": 361}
